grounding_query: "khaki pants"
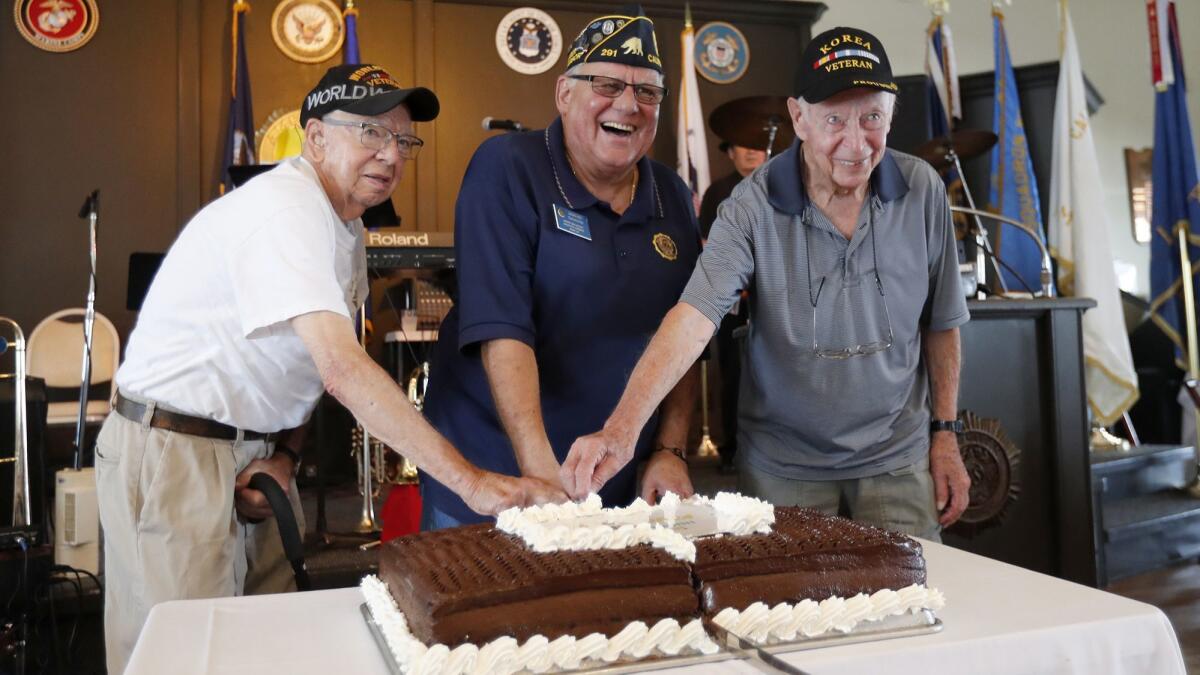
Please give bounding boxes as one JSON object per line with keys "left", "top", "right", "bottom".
{"left": 95, "top": 402, "right": 304, "bottom": 675}
{"left": 738, "top": 455, "right": 941, "bottom": 542}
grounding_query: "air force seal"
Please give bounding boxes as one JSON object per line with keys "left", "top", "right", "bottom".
{"left": 695, "top": 21, "right": 749, "bottom": 84}
{"left": 496, "top": 7, "right": 562, "bottom": 75}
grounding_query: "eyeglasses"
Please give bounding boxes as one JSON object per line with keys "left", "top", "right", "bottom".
{"left": 566, "top": 74, "right": 668, "bottom": 105}
{"left": 805, "top": 206, "right": 894, "bottom": 360}
{"left": 322, "top": 119, "right": 424, "bottom": 159}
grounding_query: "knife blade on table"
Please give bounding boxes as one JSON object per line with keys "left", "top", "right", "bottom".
{"left": 702, "top": 617, "right": 812, "bottom": 675}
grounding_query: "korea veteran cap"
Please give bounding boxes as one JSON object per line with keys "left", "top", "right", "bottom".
{"left": 795, "top": 27, "right": 898, "bottom": 103}
{"left": 565, "top": 4, "right": 663, "bottom": 73}
{"left": 301, "top": 64, "right": 440, "bottom": 127}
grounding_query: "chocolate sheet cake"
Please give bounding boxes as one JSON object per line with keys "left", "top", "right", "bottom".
{"left": 379, "top": 505, "right": 926, "bottom": 648}
{"left": 693, "top": 507, "right": 926, "bottom": 614}
{"left": 378, "top": 523, "right": 698, "bottom": 646}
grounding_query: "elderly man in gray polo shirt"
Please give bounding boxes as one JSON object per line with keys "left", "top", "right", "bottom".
{"left": 561, "top": 26, "right": 971, "bottom": 540}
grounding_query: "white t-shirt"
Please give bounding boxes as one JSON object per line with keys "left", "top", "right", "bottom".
{"left": 117, "top": 157, "right": 368, "bottom": 431}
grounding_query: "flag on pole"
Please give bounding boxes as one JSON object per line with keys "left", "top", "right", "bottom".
{"left": 676, "top": 4, "right": 710, "bottom": 206}
{"left": 343, "top": 0, "right": 360, "bottom": 63}
{"left": 221, "top": 1, "right": 254, "bottom": 194}
{"left": 1147, "top": 0, "right": 1200, "bottom": 370}
{"left": 1047, "top": 6, "right": 1138, "bottom": 425}
{"left": 925, "top": 13, "right": 960, "bottom": 142}
{"left": 988, "top": 8, "right": 1051, "bottom": 294}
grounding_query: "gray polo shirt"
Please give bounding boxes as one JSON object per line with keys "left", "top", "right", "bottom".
{"left": 681, "top": 141, "right": 969, "bottom": 480}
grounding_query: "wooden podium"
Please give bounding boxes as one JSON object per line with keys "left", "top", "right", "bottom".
{"left": 944, "top": 298, "right": 1098, "bottom": 586}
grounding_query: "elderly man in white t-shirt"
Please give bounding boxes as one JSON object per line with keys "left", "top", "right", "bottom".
{"left": 95, "top": 64, "right": 563, "bottom": 674}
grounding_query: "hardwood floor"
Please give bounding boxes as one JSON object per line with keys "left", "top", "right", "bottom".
{"left": 1108, "top": 561, "right": 1200, "bottom": 673}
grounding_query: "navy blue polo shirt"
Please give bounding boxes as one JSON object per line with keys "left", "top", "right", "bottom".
{"left": 422, "top": 117, "right": 701, "bottom": 524}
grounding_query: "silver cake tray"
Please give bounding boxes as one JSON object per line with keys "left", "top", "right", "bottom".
{"left": 361, "top": 603, "right": 943, "bottom": 674}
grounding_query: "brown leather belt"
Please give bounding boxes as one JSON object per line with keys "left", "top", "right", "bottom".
{"left": 114, "top": 391, "right": 276, "bottom": 442}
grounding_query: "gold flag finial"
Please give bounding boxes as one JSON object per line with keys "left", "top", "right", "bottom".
{"left": 684, "top": 3, "right": 693, "bottom": 29}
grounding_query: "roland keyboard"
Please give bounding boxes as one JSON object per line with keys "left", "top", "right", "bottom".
{"left": 365, "top": 229, "right": 455, "bottom": 270}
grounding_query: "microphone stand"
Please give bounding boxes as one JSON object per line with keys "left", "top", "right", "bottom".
{"left": 74, "top": 190, "right": 99, "bottom": 471}
{"left": 763, "top": 116, "right": 781, "bottom": 159}
{"left": 938, "top": 131, "right": 1007, "bottom": 298}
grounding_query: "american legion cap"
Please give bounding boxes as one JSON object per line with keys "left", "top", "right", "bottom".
{"left": 795, "top": 27, "right": 898, "bottom": 103}
{"left": 300, "top": 64, "right": 440, "bottom": 127}
{"left": 565, "top": 4, "right": 663, "bottom": 73}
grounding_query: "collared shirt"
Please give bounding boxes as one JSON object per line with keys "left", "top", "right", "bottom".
{"left": 423, "top": 117, "right": 701, "bottom": 523}
{"left": 681, "top": 140, "right": 969, "bottom": 480}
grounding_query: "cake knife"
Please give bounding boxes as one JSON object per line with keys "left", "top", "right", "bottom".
{"left": 702, "top": 618, "right": 811, "bottom": 675}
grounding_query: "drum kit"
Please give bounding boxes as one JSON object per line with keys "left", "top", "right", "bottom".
{"left": 708, "top": 96, "right": 1053, "bottom": 298}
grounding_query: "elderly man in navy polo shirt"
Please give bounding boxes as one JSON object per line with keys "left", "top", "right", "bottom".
{"left": 563, "top": 27, "right": 972, "bottom": 542}
{"left": 420, "top": 5, "right": 701, "bottom": 529}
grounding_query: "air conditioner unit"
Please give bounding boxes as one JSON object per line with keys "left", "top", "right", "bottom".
{"left": 55, "top": 467, "right": 99, "bottom": 574}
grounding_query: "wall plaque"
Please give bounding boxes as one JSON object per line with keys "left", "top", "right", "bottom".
{"left": 13, "top": 0, "right": 99, "bottom": 53}
{"left": 272, "top": 0, "right": 344, "bottom": 64}
{"left": 495, "top": 7, "right": 562, "bottom": 75}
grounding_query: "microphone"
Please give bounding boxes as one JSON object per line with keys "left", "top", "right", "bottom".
{"left": 482, "top": 116, "right": 525, "bottom": 132}
{"left": 78, "top": 189, "right": 99, "bottom": 219}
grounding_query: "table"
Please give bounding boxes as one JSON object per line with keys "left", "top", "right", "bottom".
{"left": 125, "top": 541, "right": 1185, "bottom": 675}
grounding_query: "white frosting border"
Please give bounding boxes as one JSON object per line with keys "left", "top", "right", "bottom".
{"left": 362, "top": 576, "right": 943, "bottom": 674}
{"left": 495, "top": 492, "right": 776, "bottom": 563}
{"left": 361, "top": 575, "right": 720, "bottom": 674}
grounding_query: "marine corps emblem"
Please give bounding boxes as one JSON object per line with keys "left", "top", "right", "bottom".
{"left": 496, "top": 7, "right": 562, "bottom": 75}
{"left": 652, "top": 233, "right": 677, "bottom": 261}
{"left": 13, "top": 0, "right": 99, "bottom": 53}
{"left": 695, "top": 22, "right": 749, "bottom": 84}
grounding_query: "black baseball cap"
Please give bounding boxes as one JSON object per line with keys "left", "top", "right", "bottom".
{"left": 795, "top": 27, "right": 897, "bottom": 103}
{"left": 300, "top": 64, "right": 440, "bottom": 127}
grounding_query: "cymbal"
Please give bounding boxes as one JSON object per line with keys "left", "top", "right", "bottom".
{"left": 914, "top": 129, "right": 998, "bottom": 171}
{"left": 709, "top": 96, "right": 795, "bottom": 154}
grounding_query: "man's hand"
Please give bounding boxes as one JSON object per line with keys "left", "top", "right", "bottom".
{"left": 234, "top": 452, "right": 295, "bottom": 521}
{"left": 461, "top": 470, "right": 569, "bottom": 516}
{"left": 560, "top": 429, "right": 636, "bottom": 501}
{"left": 930, "top": 433, "right": 970, "bottom": 527}
{"left": 639, "top": 451, "right": 693, "bottom": 505}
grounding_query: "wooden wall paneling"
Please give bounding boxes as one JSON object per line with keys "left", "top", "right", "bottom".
{"left": 177, "top": 0, "right": 203, "bottom": 231}
{"left": 0, "top": 2, "right": 183, "bottom": 342}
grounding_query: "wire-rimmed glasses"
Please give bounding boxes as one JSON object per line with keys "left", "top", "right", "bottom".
{"left": 806, "top": 209, "right": 895, "bottom": 360}
{"left": 566, "top": 74, "right": 668, "bottom": 105}
{"left": 322, "top": 119, "right": 424, "bottom": 159}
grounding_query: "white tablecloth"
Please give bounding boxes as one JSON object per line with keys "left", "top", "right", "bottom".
{"left": 125, "top": 541, "right": 1185, "bottom": 675}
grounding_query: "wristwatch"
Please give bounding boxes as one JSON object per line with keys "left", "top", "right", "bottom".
{"left": 930, "top": 419, "right": 964, "bottom": 434}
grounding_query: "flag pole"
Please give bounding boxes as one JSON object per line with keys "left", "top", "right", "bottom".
{"left": 1180, "top": 222, "right": 1200, "bottom": 462}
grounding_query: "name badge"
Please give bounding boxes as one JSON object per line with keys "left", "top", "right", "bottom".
{"left": 553, "top": 204, "right": 591, "bottom": 241}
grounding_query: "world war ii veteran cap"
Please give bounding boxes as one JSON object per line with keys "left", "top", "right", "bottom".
{"left": 300, "top": 64, "right": 440, "bottom": 127}
{"left": 795, "top": 27, "right": 898, "bottom": 103}
{"left": 565, "top": 4, "right": 663, "bottom": 73}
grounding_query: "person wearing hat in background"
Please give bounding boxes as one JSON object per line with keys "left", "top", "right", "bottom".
{"left": 420, "top": 5, "right": 701, "bottom": 530}
{"left": 95, "top": 64, "right": 560, "bottom": 673}
{"left": 562, "top": 27, "right": 972, "bottom": 540}
{"left": 697, "top": 140, "right": 768, "bottom": 475}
